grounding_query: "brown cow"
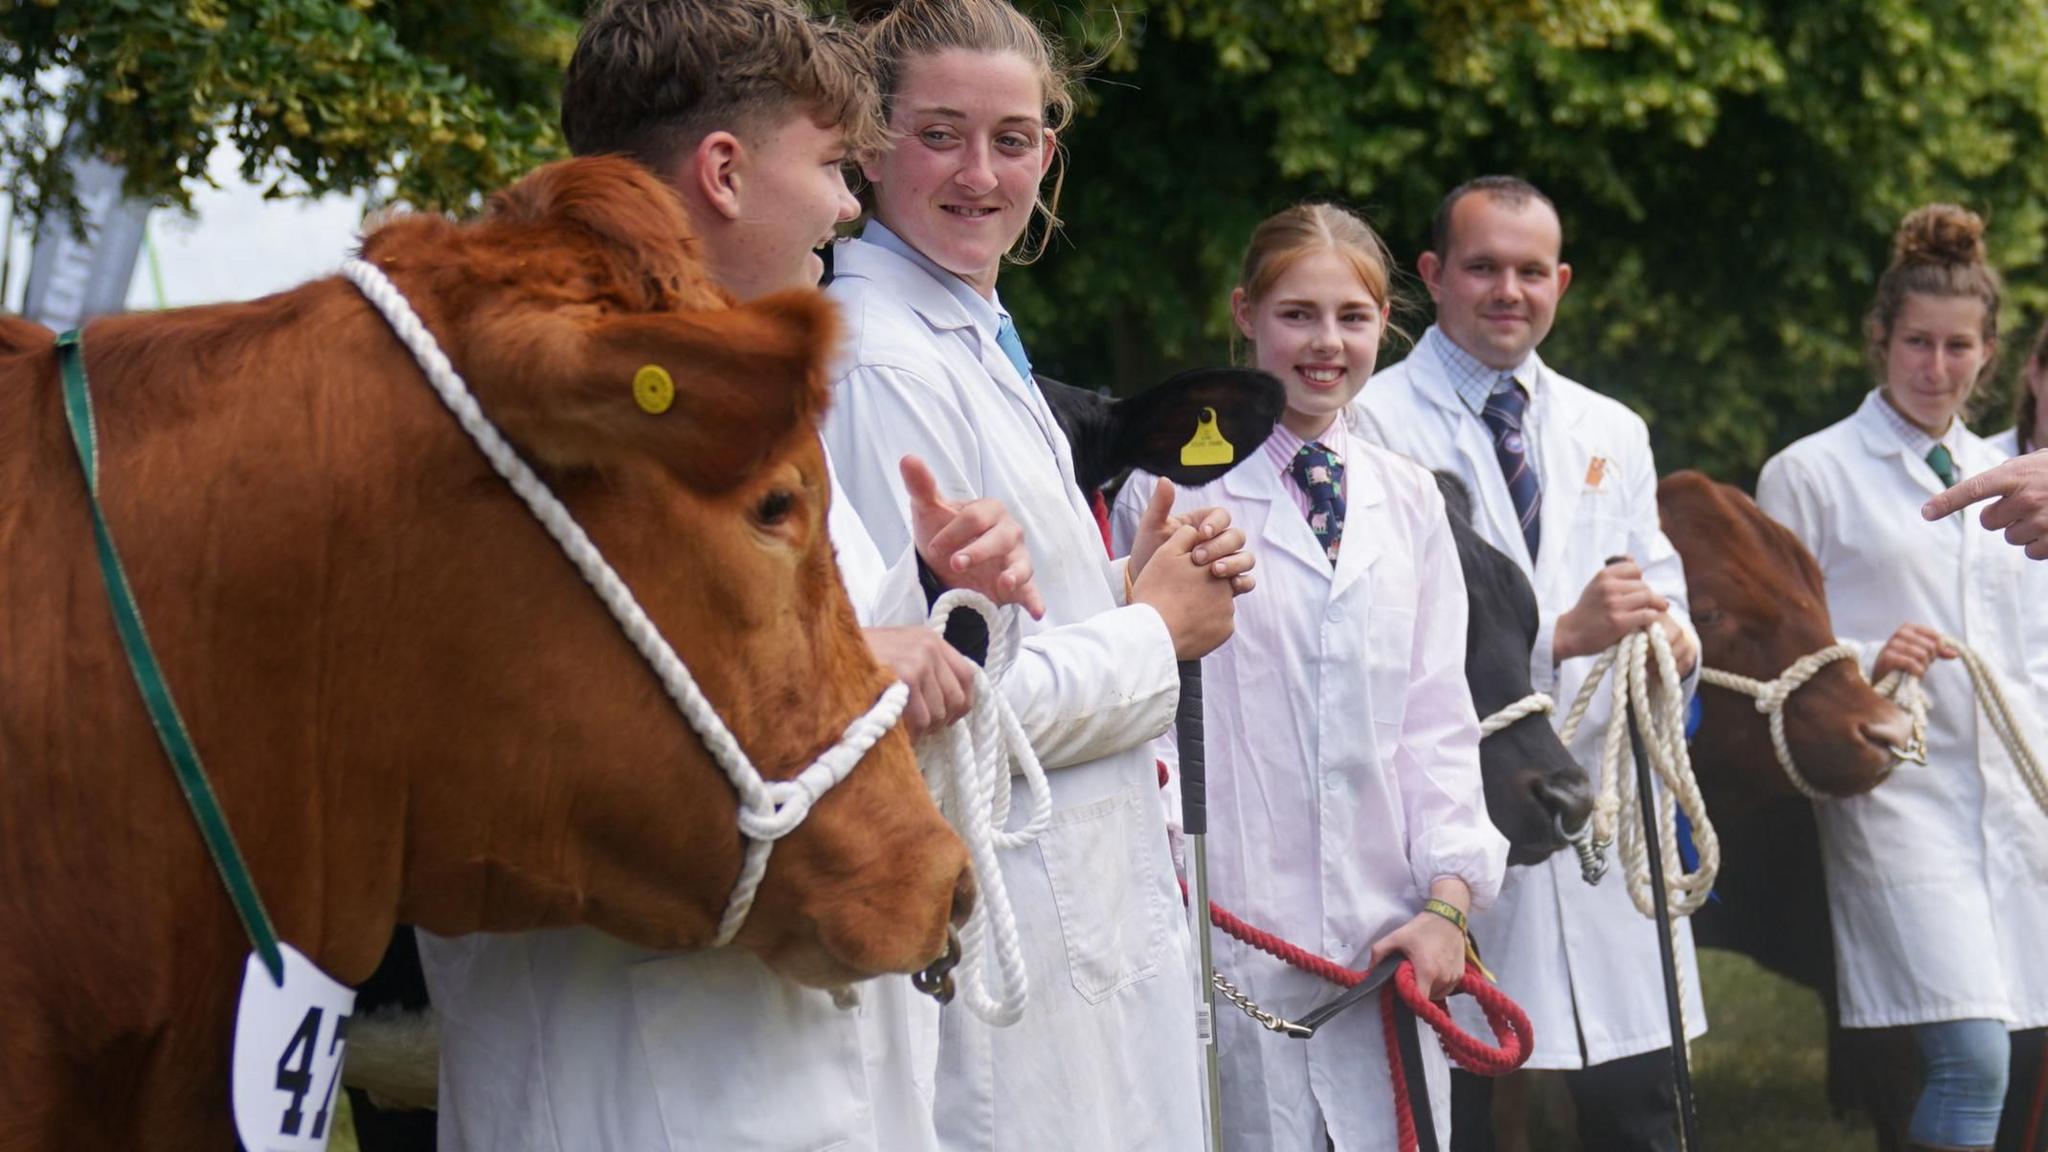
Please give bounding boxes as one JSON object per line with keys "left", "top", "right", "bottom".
{"left": 1661, "top": 470, "right": 1911, "bottom": 816}
{"left": 1663, "top": 470, "right": 1921, "bottom": 1146}
{"left": 1482, "top": 472, "right": 1912, "bottom": 1151}
{"left": 0, "top": 157, "right": 970, "bottom": 1150}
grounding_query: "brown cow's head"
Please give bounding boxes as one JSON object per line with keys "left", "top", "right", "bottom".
{"left": 1658, "top": 472, "right": 1911, "bottom": 817}
{"left": 347, "top": 157, "right": 970, "bottom": 986}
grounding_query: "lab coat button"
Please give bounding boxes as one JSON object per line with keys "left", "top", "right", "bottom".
{"left": 1328, "top": 604, "right": 1345, "bottom": 623}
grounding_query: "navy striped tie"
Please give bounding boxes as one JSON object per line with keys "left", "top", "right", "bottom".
{"left": 1482, "top": 379, "right": 1542, "bottom": 560}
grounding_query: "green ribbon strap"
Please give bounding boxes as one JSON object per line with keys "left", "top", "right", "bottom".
{"left": 55, "top": 329, "right": 286, "bottom": 985}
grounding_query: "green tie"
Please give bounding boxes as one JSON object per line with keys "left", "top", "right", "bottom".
{"left": 1926, "top": 443, "right": 1959, "bottom": 488}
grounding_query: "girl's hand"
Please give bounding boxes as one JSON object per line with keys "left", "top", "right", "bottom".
{"left": 1367, "top": 911, "right": 1465, "bottom": 1002}
{"left": 1872, "top": 622, "right": 1959, "bottom": 681}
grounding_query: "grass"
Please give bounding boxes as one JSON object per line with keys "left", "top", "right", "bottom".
{"left": 324, "top": 947, "right": 1875, "bottom": 1152}
{"left": 1692, "top": 948, "right": 1871, "bottom": 1151}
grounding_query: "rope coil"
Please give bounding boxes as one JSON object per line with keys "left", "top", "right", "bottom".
{"left": 340, "top": 259, "right": 907, "bottom": 948}
{"left": 918, "top": 589, "right": 1053, "bottom": 1027}
{"left": 1556, "top": 626, "right": 1720, "bottom": 920}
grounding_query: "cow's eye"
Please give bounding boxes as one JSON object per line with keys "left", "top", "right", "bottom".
{"left": 1695, "top": 608, "right": 1725, "bottom": 627}
{"left": 754, "top": 489, "right": 796, "bottom": 527}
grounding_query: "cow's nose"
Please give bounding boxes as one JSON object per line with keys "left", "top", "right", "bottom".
{"left": 949, "top": 865, "right": 977, "bottom": 928}
{"left": 1533, "top": 771, "right": 1595, "bottom": 833}
{"left": 1860, "top": 703, "right": 1915, "bottom": 761}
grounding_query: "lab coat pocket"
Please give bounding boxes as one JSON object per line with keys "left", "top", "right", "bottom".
{"left": 1367, "top": 605, "right": 1418, "bottom": 741}
{"left": 628, "top": 955, "right": 860, "bottom": 1151}
{"left": 1038, "top": 786, "right": 1167, "bottom": 1004}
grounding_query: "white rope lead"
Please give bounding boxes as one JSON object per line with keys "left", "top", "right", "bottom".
{"left": 340, "top": 259, "right": 907, "bottom": 948}
{"left": 917, "top": 589, "right": 1053, "bottom": 1027}
{"left": 1876, "top": 636, "right": 2048, "bottom": 820}
{"left": 1557, "top": 626, "right": 1721, "bottom": 920}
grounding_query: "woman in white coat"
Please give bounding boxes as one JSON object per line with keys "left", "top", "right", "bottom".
{"left": 1113, "top": 204, "right": 1507, "bottom": 1151}
{"left": 1756, "top": 204, "right": 2048, "bottom": 1152}
{"left": 1986, "top": 317, "right": 2045, "bottom": 458}
{"left": 821, "top": 2, "right": 1253, "bottom": 1149}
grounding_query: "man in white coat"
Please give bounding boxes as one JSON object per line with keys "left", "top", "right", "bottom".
{"left": 417, "top": 3, "right": 1049, "bottom": 1149}
{"left": 1356, "top": 176, "right": 1703, "bottom": 1152}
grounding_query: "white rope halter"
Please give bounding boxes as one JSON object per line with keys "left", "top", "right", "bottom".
{"left": 1698, "top": 643, "right": 1872, "bottom": 800}
{"left": 919, "top": 589, "right": 1053, "bottom": 1026}
{"left": 1875, "top": 635, "right": 2048, "bottom": 820}
{"left": 341, "top": 259, "right": 907, "bottom": 948}
{"left": 1556, "top": 626, "right": 1721, "bottom": 920}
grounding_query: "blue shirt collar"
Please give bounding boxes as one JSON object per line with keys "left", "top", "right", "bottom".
{"left": 860, "top": 219, "right": 1011, "bottom": 337}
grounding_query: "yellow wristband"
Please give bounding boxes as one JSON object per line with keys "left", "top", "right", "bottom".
{"left": 1422, "top": 898, "right": 1468, "bottom": 936}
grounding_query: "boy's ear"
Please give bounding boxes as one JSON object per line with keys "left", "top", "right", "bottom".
{"left": 1039, "top": 129, "right": 1057, "bottom": 179}
{"left": 692, "top": 131, "right": 746, "bottom": 222}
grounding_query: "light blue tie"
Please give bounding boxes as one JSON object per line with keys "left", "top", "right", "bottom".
{"left": 995, "top": 314, "right": 1034, "bottom": 385}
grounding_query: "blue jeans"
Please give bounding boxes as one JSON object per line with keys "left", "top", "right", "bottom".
{"left": 1910, "top": 1018, "right": 2011, "bottom": 1147}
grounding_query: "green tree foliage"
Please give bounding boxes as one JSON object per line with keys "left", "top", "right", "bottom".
{"left": 1004, "top": 0, "right": 2048, "bottom": 480}
{"left": 0, "top": 0, "right": 577, "bottom": 224}
{"left": 9, "top": 0, "right": 2043, "bottom": 478}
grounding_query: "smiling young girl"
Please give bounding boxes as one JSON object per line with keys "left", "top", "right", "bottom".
{"left": 1757, "top": 205, "right": 2048, "bottom": 1152}
{"left": 818, "top": 1, "right": 1255, "bottom": 1149}
{"left": 1113, "top": 203, "right": 1507, "bottom": 1151}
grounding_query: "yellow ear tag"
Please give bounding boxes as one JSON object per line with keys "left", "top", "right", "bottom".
{"left": 633, "top": 364, "right": 675, "bottom": 415}
{"left": 1179, "top": 407, "right": 1234, "bottom": 467}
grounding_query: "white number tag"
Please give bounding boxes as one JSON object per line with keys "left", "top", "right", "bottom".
{"left": 231, "top": 943, "right": 358, "bottom": 1152}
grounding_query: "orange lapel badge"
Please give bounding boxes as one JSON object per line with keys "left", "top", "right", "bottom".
{"left": 1584, "top": 456, "right": 1607, "bottom": 490}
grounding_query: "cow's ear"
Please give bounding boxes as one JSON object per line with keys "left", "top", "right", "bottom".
{"left": 486, "top": 156, "right": 724, "bottom": 313}
{"left": 1109, "top": 368, "right": 1286, "bottom": 486}
{"left": 464, "top": 289, "right": 837, "bottom": 492}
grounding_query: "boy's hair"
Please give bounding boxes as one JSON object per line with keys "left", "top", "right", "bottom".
{"left": 561, "top": 0, "right": 885, "bottom": 175}
{"left": 1429, "top": 175, "right": 1558, "bottom": 258}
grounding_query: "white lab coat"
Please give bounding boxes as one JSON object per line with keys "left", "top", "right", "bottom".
{"left": 822, "top": 230, "right": 1203, "bottom": 1152}
{"left": 1356, "top": 332, "right": 1706, "bottom": 1069}
{"left": 417, "top": 460, "right": 946, "bottom": 1152}
{"left": 1985, "top": 425, "right": 2023, "bottom": 457}
{"left": 1110, "top": 425, "right": 1508, "bottom": 1152}
{"left": 1756, "top": 392, "right": 2048, "bottom": 1031}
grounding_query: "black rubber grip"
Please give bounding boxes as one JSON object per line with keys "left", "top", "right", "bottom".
{"left": 1176, "top": 660, "right": 1206, "bottom": 835}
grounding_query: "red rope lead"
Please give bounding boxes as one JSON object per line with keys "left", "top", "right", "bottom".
{"left": 1188, "top": 868, "right": 1535, "bottom": 1151}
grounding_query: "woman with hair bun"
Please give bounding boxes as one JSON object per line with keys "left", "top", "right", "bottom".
{"left": 1757, "top": 205, "right": 2048, "bottom": 1152}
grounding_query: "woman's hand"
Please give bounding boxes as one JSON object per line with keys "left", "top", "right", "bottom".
{"left": 1367, "top": 879, "right": 1473, "bottom": 1002}
{"left": 1872, "top": 622, "right": 1959, "bottom": 682}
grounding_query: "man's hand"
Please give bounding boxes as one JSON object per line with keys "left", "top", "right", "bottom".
{"left": 1923, "top": 451, "right": 2048, "bottom": 561}
{"left": 1872, "top": 622, "right": 1959, "bottom": 682}
{"left": 1131, "top": 523, "right": 1237, "bottom": 659}
{"left": 1553, "top": 559, "right": 1671, "bottom": 662}
{"left": 902, "top": 455, "right": 1046, "bottom": 619}
{"left": 1658, "top": 613, "right": 1698, "bottom": 681}
{"left": 1127, "top": 477, "right": 1256, "bottom": 596}
{"left": 864, "top": 626, "right": 978, "bottom": 740}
